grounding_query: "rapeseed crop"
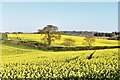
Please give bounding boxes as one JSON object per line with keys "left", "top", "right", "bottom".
{"left": 2, "top": 45, "right": 119, "bottom": 79}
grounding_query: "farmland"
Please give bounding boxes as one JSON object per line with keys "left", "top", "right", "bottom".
{"left": 2, "top": 1, "right": 120, "bottom": 79}
{"left": 8, "top": 34, "right": 118, "bottom": 46}
{"left": 1, "top": 34, "right": 119, "bottom": 79}
{"left": 2, "top": 44, "right": 119, "bottom": 79}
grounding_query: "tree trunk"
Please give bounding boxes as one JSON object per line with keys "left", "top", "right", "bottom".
{"left": 47, "top": 33, "right": 51, "bottom": 45}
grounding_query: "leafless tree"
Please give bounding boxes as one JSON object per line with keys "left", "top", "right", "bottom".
{"left": 83, "top": 34, "right": 95, "bottom": 47}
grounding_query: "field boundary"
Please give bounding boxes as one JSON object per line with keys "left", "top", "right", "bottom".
{"left": 2, "top": 40, "right": 120, "bottom": 51}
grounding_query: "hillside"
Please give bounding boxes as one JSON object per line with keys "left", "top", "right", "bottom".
{"left": 8, "top": 34, "right": 119, "bottom": 46}
{"left": 1, "top": 34, "right": 119, "bottom": 79}
{"left": 2, "top": 44, "right": 119, "bottom": 79}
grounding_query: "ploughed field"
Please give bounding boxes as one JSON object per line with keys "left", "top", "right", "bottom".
{"left": 2, "top": 45, "right": 119, "bottom": 79}
{"left": 8, "top": 34, "right": 118, "bottom": 46}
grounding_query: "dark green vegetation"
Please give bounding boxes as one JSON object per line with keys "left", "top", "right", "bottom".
{"left": 1, "top": 33, "right": 8, "bottom": 40}
{"left": 2, "top": 40, "right": 120, "bottom": 51}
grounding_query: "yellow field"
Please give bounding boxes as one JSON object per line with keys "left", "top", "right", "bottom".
{"left": 2, "top": 45, "right": 118, "bottom": 64}
{"left": 8, "top": 34, "right": 118, "bottom": 46}
{"left": 2, "top": 34, "right": 119, "bottom": 79}
{"left": 2, "top": 44, "right": 119, "bottom": 79}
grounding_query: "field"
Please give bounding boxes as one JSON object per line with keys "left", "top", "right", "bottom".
{"left": 1, "top": 34, "right": 119, "bottom": 79}
{"left": 2, "top": 45, "right": 119, "bottom": 79}
{"left": 8, "top": 34, "right": 118, "bottom": 46}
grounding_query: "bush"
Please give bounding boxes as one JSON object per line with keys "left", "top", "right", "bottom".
{"left": 62, "top": 38, "right": 75, "bottom": 47}
{"left": 2, "top": 33, "right": 8, "bottom": 40}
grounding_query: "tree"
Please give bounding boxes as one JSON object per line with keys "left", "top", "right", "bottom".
{"left": 38, "top": 25, "right": 61, "bottom": 46}
{"left": 111, "top": 32, "right": 116, "bottom": 37}
{"left": 37, "top": 29, "right": 43, "bottom": 34}
{"left": 83, "top": 34, "right": 95, "bottom": 47}
{"left": 2, "top": 33, "right": 8, "bottom": 40}
{"left": 62, "top": 38, "right": 75, "bottom": 47}
{"left": 118, "top": 34, "right": 120, "bottom": 40}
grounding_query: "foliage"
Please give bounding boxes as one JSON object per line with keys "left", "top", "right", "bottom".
{"left": 38, "top": 25, "right": 61, "bottom": 46}
{"left": 62, "top": 38, "right": 75, "bottom": 47}
{"left": 41, "top": 33, "right": 61, "bottom": 45}
{"left": 2, "top": 33, "right": 8, "bottom": 40}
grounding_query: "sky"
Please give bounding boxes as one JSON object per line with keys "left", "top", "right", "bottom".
{"left": 0, "top": 2, "right": 118, "bottom": 32}
{"left": 1, "top": 0, "right": 120, "bottom": 2}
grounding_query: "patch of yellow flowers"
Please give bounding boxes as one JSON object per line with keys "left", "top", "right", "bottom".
{"left": 2, "top": 44, "right": 119, "bottom": 79}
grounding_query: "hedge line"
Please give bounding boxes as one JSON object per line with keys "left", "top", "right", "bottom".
{"left": 2, "top": 40, "right": 120, "bottom": 51}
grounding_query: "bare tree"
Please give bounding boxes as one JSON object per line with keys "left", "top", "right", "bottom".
{"left": 62, "top": 38, "right": 75, "bottom": 47}
{"left": 83, "top": 34, "right": 95, "bottom": 47}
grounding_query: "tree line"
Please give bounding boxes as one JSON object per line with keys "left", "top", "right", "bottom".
{"left": 1, "top": 25, "right": 119, "bottom": 48}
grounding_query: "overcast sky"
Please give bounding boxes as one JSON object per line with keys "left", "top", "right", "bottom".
{"left": 0, "top": 2, "right": 118, "bottom": 32}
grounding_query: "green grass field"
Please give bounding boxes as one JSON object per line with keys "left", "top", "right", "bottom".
{"left": 1, "top": 34, "right": 119, "bottom": 79}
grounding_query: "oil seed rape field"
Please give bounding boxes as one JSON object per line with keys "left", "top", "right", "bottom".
{"left": 1, "top": 34, "right": 119, "bottom": 79}
{"left": 8, "top": 34, "right": 118, "bottom": 46}
{"left": 1, "top": 45, "right": 119, "bottom": 79}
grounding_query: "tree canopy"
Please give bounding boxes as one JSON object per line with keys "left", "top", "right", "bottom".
{"left": 38, "top": 25, "right": 61, "bottom": 46}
